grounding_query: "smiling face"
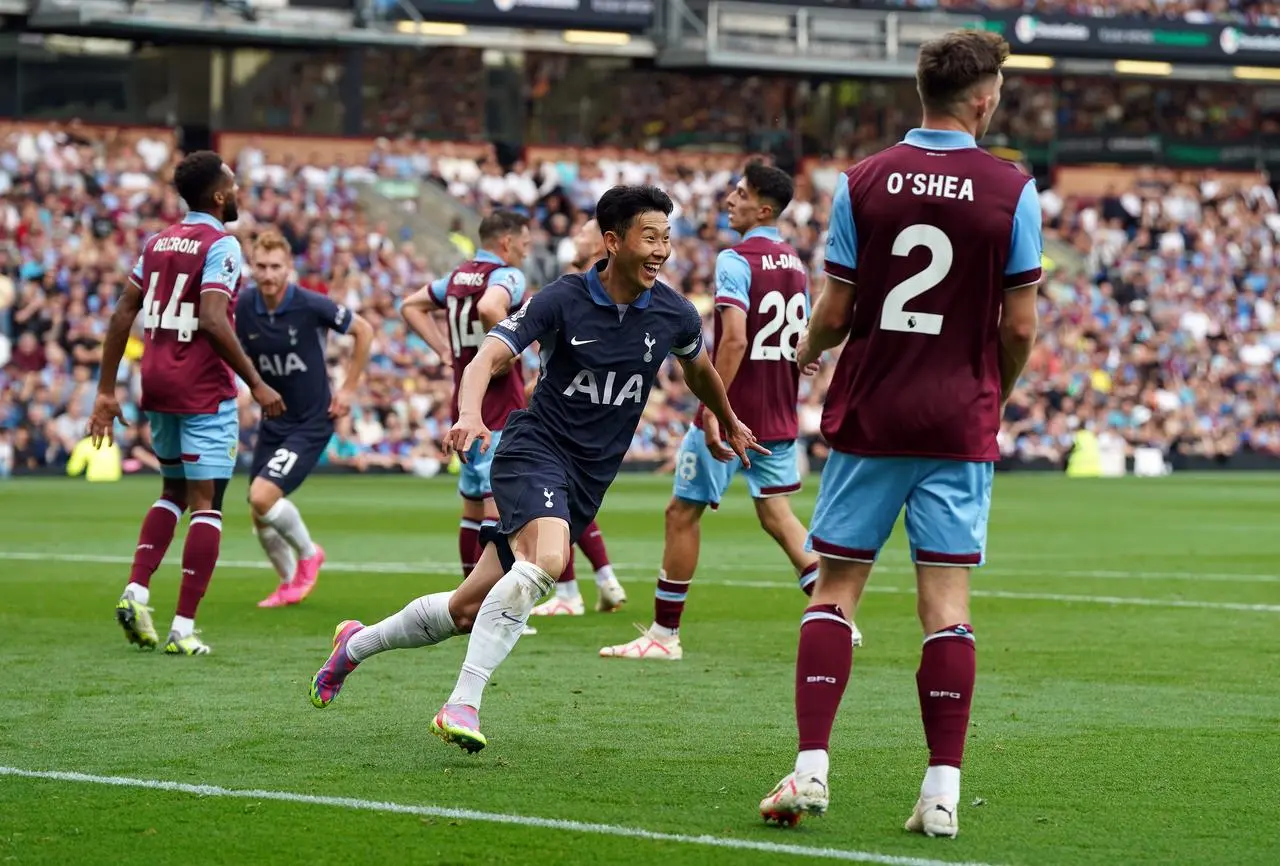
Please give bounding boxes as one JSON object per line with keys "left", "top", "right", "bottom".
{"left": 605, "top": 210, "right": 671, "bottom": 293}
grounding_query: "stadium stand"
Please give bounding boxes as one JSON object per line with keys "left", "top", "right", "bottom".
{"left": 878, "top": 0, "right": 1280, "bottom": 25}
{"left": 2, "top": 63, "right": 1280, "bottom": 478}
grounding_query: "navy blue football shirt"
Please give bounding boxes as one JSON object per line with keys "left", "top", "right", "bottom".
{"left": 487, "top": 262, "right": 704, "bottom": 486}
{"left": 235, "top": 283, "right": 352, "bottom": 429}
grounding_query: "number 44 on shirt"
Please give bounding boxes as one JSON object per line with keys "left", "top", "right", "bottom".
{"left": 142, "top": 272, "right": 200, "bottom": 343}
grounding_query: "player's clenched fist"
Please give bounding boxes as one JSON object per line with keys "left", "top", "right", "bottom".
{"left": 252, "top": 381, "right": 286, "bottom": 419}
{"left": 444, "top": 412, "right": 491, "bottom": 463}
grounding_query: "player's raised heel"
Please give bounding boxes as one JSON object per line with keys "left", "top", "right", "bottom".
{"left": 430, "top": 703, "right": 487, "bottom": 754}
{"left": 309, "top": 619, "right": 365, "bottom": 708}
{"left": 759, "top": 772, "right": 829, "bottom": 827}
{"left": 905, "top": 797, "right": 959, "bottom": 838}
{"left": 595, "top": 576, "right": 628, "bottom": 612}
{"left": 115, "top": 597, "right": 158, "bottom": 650}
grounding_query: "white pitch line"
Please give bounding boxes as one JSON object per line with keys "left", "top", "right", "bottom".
{"left": 2, "top": 549, "right": 1279, "bottom": 584}
{"left": 716, "top": 582, "right": 1280, "bottom": 614}
{"left": 0, "top": 766, "right": 997, "bottom": 866}
{"left": 2, "top": 550, "right": 1277, "bottom": 613}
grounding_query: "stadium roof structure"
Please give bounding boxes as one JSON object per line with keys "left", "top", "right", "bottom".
{"left": 22, "top": 0, "right": 658, "bottom": 55}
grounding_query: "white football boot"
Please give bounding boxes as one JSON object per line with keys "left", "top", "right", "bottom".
{"left": 595, "top": 576, "right": 627, "bottom": 612}
{"left": 531, "top": 594, "right": 585, "bottom": 617}
{"left": 598, "top": 624, "right": 682, "bottom": 660}
{"left": 905, "top": 796, "right": 959, "bottom": 838}
{"left": 759, "top": 771, "right": 829, "bottom": 826}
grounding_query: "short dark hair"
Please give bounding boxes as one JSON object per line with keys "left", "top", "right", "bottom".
{"left": 595, "top": 185, "right": 674, "bottom": 238}
{"left": 743, "top": 161, "right": 794, "bottom": 217}
{"left": 478, "top": 210, "right": 529, "bottom": 244}
{"left": 173, "top": 150, "right": 227, "bottom": 211}
{"left": 916, "top": 29, "right": 1009, "bottom": 114}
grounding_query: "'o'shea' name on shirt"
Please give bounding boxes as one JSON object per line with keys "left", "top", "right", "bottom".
{"left": 886, "top": 172, "right": 975, "bottom": 202}
{"left": 152, "top": 236, "right": 203, "bottom": 255}
{"left": 759, "top": 253, "right": 806, "bottom": 272}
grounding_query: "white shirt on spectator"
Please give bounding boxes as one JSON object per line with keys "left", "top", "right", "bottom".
{"left": 136, "top": 136, "right": 170, "bottom": 173}
{"left": 1240, "top": 341, "right": 1274, "bottom": 367}
{"left": 1180, "top": 309, "right": 1211, "bottom": 342}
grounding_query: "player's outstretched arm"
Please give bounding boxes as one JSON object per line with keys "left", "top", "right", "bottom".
{"left": 401, "top": 284, "right": 453, "bottom": 370}
{"left": 797, "top": 276, "right": 856, "bottom": 369}
{"left": 678, "top": 347, "right": 771, "bottom": 467}
{"left": 330, "top": 314, "right": 374, "bottom": 419}
{"left": 88, "top": 281, "right": 144, "bottom": 446}
{"left": 198, "top": 291, "right": 285, "bottom": 418}
{"left": 443, "top": 335, "right": 515, "bottom": 460}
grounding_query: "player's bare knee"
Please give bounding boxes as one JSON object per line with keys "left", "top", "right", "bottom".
{"left": 247, "top": 478, "right": 282, "bottom": 516}
{"left": 916, "top": 565, "right": 971, "bottom": 632}
{"left": 528, "top": 545, "right": 568, "bottom": 580}
{"left": 461, "top": 498, "right": 487, "bottom": 523}
{"left": 754, "top": 502, "right": 790, "bottom": 541}
{"left": 513, "top": 520, "right": 570, "bottom": 579}
{"left": 161, "top": 478, "right": 188, "bottom": 509}
{"left": 664, "top": 497, "right": 702, "bottom": 533}
{"left": 186, "top": 479, "right": 216, "bottom": 512}
{"left": 810, "top": 557, "right": 872, "bottom": 611}
{"left": 448, "top": 595, "right": 478, "bottom": 634}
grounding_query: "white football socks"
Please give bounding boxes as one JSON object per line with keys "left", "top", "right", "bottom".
{"left": 260, "top": 499, "right": 317, "bottom": 559}
{"left": 922, "top": 764, "right": 961, "bottom": 802}
{"left": 346, "top": 592, "right": 460, "bottom": 663}
{"left": 449, "top": 561, "right": 554, "bottom": 710}
{"left": 555, "top": 579, "right": 581, "bottom": 600}
{"left": 795, "top": 749, "right": 829, "bottom": 779}
{"left": 124, "top": 582, "right": 150, "bottom": 606}
{"left": 256, "top": 525, "right": 298, "bottom": 582}
{"left": 595, "top": 564, "right": 617, "bottom": 586}
{"left": 171, "top": 615, "right": 195, "bottom": 638}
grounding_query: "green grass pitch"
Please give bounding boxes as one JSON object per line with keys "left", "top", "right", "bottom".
{"left": 1, "top": 472, "right": 1278, "bottom": 866}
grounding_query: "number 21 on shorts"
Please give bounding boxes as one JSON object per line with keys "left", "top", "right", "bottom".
{"left": 268, "top": 449, "right": 298, "bottom": 477}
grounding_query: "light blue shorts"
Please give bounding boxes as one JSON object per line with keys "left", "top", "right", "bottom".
{"left": 459, "top": 428, "right": 502, "bottom": 501}
{"left": 147, "top": 398, "right": 240, "bottom": 481}
{"left": 671, "top": 427, "right": 801, "bottom": 508}
{"left": 807, "top": 451, "right": 994, "bottom": 566}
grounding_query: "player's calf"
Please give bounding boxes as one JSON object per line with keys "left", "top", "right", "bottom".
{"left": 443, "top": 520, "right": 564, "bottom": 720}
{"left": 121, "top": 482, "right": 188, "bottom": 610}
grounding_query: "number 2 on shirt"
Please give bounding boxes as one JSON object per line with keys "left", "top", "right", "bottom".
{"left": 142, "top": 272, "right": 200, "bottom": 343}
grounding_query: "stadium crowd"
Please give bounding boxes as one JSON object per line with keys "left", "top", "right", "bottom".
{"left": 879, "top": 0, "right": 1280, "bottom": 26}
{"left": 247, "top": 54, "right": 1280, "bottom": 156}
{"left": 1, "top": 86, "right": 1279, "bottom": 478}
